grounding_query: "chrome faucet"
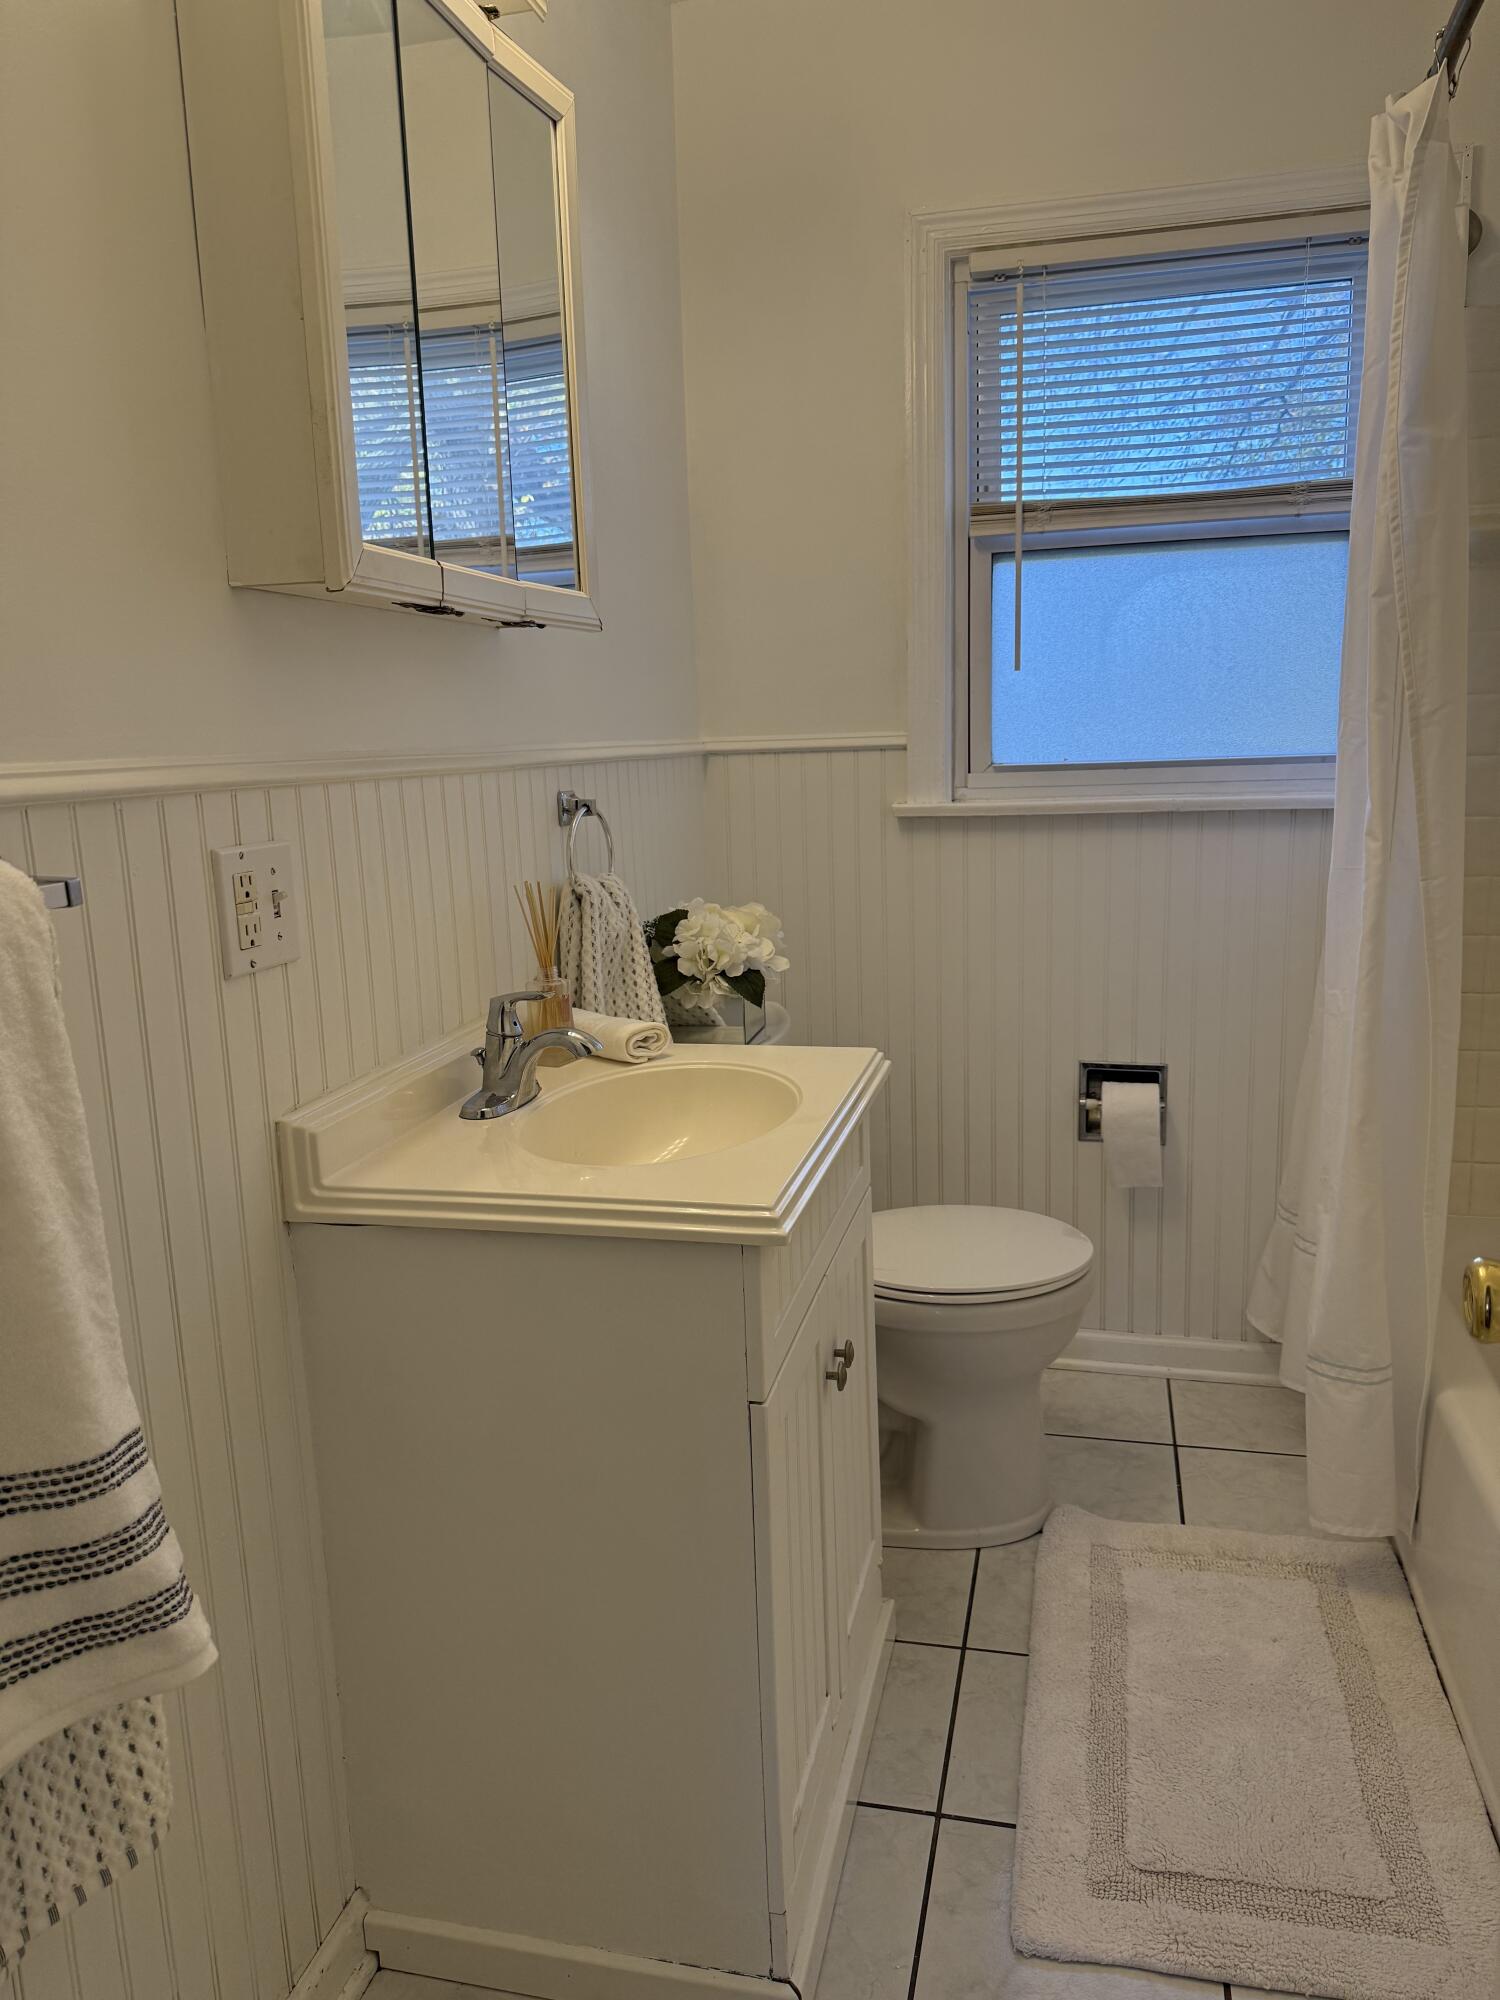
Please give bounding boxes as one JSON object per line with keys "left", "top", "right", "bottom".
{"left": 460, "top": 990, "right": 602, "bottom": 1121}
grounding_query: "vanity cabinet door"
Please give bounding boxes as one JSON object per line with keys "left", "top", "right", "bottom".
{"left": 751, "top": 1194, "right": 883, "bottom": 1974}
{"left": 822, "top": 1198, "right": 882, "bottom": 1708}
{"left": 751, "top": 1273, "right": 842, "bottom": 1960}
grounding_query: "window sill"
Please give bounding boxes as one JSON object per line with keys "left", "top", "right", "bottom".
{"left": 895, "top": 779, "right": 1335, "bottom": 818}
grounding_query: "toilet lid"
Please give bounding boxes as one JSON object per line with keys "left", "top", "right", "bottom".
{"left": 873, "top": 1205, "right": 1093, "bottom": 1304}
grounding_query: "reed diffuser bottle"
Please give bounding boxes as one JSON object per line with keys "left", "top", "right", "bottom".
{"left": 515, "top": 880, "right": 574, "bottom": 1065}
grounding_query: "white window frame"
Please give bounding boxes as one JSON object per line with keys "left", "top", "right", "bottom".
{"left": 902, "top": 165, "right": 1371, "bottom": 816}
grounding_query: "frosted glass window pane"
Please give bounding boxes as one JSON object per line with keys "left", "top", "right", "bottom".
{"left": 989, "top": 536, "right": 1346, "bottom": 767}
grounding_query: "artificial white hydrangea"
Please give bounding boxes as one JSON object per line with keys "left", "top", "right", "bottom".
{"left": 666, "top": 899, "right": 790, "bottom": 1002}
{"left": 724, "top": 902, "right": 791, "bottom": 974}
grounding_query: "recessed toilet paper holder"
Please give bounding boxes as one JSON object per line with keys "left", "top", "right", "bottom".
{"left": 1077, "top": 1062, "right": 1167, "bottom": 1143}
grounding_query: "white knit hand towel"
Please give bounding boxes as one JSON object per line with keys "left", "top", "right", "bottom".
{"left": 0, "top": 1695, "right": 172, "bottom": 1968}
{"left": 558, "top": 873, "right": 667, "bottom": 1026}
{"left": 570, "top": 1010, "right": 671, "bottom": 1065}
{"left": 0, "top": 863, "right": 215, "bottom": 1776}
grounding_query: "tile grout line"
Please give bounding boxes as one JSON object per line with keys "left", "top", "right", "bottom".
{"left": 1167, "top": 1379, "right": 1186, "bottom": 1525}
{"left": 857, "top": 1800, "right": 1024, "bottom": 1836}
{"left": 904, "top": 1547, "right": 980, "bottom": 2000}
{"left": 1046, "top": 1426, "right": 1304, "bottom": 1459}
{"left": 1168, "top": 1439, "right": 1306, "bottom": 1459}
{"left": 891, "top": 1636, "right": 1027, "bottom": 1659}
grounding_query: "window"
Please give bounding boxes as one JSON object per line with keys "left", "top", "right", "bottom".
{"left": 345, "top": 323, "right": 575, "bottom": 582}
{"left": 958, "top": 219, "right": 1367, "bottom": 806}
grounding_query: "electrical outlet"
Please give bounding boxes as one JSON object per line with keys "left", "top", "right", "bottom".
{"left": 211, "top": 842, "right": 302, "bottom": 978}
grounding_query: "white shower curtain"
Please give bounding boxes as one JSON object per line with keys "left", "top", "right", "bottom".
{"left": 1246, "top": 72, "right": 1469, "bottom": 1540}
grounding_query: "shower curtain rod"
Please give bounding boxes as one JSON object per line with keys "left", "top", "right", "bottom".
{"left": 1425, "top": 0, "right": 1486, "bottom": 249}
{"left": 1429, "top": 0, "right": 1485, "bottom": 90}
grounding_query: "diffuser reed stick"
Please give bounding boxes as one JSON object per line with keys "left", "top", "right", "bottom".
{"left": 513, "top": 879, "right": 572, "bottom": 1061}
{"left": 515, "top": 879, "right": 563, "bottom": 976}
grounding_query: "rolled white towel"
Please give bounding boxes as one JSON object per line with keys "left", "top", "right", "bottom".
{"left": 572, "top": 1009, "right": 671, "bottom": 1065}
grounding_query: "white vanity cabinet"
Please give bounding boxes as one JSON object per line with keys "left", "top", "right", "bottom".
{"left": 282, "top": 1041, "right": 891, "bottom": 2000}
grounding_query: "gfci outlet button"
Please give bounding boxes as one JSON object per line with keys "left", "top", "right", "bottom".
{"left": 211, "top": 841, "right": 302, "bottom": 978}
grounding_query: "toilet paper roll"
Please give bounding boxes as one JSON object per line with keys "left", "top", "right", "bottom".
{"left": 1101, "top": 1080, "right": 1163, "bottom": 1190}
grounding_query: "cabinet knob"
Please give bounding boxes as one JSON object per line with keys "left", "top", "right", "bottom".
{"left": 825, "top": 1340, "right": 856, "bottom": 1391}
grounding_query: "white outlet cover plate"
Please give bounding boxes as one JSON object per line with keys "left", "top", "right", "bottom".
{"left": 211, "top": 841, "right": 302, "bottom": 978}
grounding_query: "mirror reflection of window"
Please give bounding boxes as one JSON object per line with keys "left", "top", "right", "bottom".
{"left": 489, "top": 71, "right": 576, "bottom": 589}
{"left": 322, "top": 0, "right": 578, "bottom": 587}
{"left": 320, "top": 0, "right": 428, "bottom": 553}
{"left": 395, "top": 0, "right": 510, "bottom": 570}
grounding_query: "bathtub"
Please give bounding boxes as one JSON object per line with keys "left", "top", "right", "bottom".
{"left": 1398, "top": 1217, "right": 1500, "bottom": 1829}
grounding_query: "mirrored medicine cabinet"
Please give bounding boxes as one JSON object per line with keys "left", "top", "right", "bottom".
{"left": 177, "top": 0, "right": 597, "bottom": 629}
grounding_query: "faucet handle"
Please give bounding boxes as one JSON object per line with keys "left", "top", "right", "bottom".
{"left": 472, "top": 990, "right": 548, "bottom": 1070}
{"left": 486, "top": 989, "right": 546, "bottom": 1041}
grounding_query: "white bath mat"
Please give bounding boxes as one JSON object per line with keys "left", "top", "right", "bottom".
{"left": 1012, "top": 1507, "right": 1500, "bottom": 2000}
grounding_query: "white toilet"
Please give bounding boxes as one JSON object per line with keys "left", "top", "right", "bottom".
{"left": 874, "top": 1205, "right": 1096, "bottom": 1548}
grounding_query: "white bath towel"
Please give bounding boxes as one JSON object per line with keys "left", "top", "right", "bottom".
{"left": 0, "top": 863, "right": 215, "bottom": 1776}
{"left": 558, "top": 873, "right": 666, "bottom": 1027}
{"left": 570, "top": 1010, "right": 671, "bottom": 1065}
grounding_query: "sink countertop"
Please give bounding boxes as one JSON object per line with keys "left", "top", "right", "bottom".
{"left": 277, "top": 1026, "right": 888, "bottom": 1243}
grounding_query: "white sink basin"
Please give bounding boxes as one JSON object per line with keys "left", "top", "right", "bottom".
{"left": 519, "top": 1061, "right": 801, "bottom": 1167}
{"left": 278, "top": 1032, "right": 887, "bottom": 1241}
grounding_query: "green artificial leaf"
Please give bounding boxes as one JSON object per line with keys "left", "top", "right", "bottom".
{"left": 652, "top": 907, "right": 688, "bottom": 950}
{"left": 725, "top": 968, "right": 766, "bottom": 1009}
{"left": 654, "top": 960, "right": 690, "bottom": 996}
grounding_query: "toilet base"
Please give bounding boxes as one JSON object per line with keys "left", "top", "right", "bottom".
{"left": 880, "top": 1484, "right": 1052, "bottom": 1549}
{"left": 875, "top": 1267, "right": 1097, "bottom": 1550}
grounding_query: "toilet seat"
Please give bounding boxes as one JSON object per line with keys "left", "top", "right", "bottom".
{"left": 873, "top": 1204, "right": 1093, "bottom": 1308}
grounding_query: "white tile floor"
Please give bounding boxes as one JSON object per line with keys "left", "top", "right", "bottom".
{"left": 366, "top": 1374, "right": 1319, "bottom": 2000}
{"left": 832, "top": 1370, "right": 1316, "bottom": 2000}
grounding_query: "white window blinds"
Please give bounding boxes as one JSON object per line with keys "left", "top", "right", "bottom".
{"left": 420, "top": 326, "right": 507, "bottom": 558}
{"left": 345, "top": 324, "right": 573, "bottom": 558}
{"left": 499, "top": 338, "right": 576, "bottom": 551}
{"left": 967, "top": 236, "right": 1367, "bottom": 521}
{"left": 345, "top": 325, "right": 426, "bottom": 550}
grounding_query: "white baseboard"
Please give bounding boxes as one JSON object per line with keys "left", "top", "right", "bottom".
{"left": 363, "top": 1910, "right": 792, "bottom": 2000}
{"left": 292, "top": 1893, "right": 377, "bottom": 2000}
{"left": 1059, "top": 1328, "right": 1282, "bottom": 1385}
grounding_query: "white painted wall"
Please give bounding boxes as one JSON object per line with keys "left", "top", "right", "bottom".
{"left": 670, "top": 0, "right": 1500, "bottom": 739}
{"left": 0, "top": 0, "right": 695, "bottom": 771}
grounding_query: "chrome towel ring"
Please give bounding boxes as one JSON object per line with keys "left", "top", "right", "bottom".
{"left": 557, "top": 788, "right": 616, "bottom": 877}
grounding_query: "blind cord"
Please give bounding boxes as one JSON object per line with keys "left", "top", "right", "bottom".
{"left": 1013, "top": 268, "right": 1024, "bottom": 672}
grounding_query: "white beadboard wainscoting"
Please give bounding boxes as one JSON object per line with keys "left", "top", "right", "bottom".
{"left": 704, "top": 748, "right": 1332, "bottom": 1353}
{"left": 0, "top": 752, "right": 705, "bottom": 2000}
